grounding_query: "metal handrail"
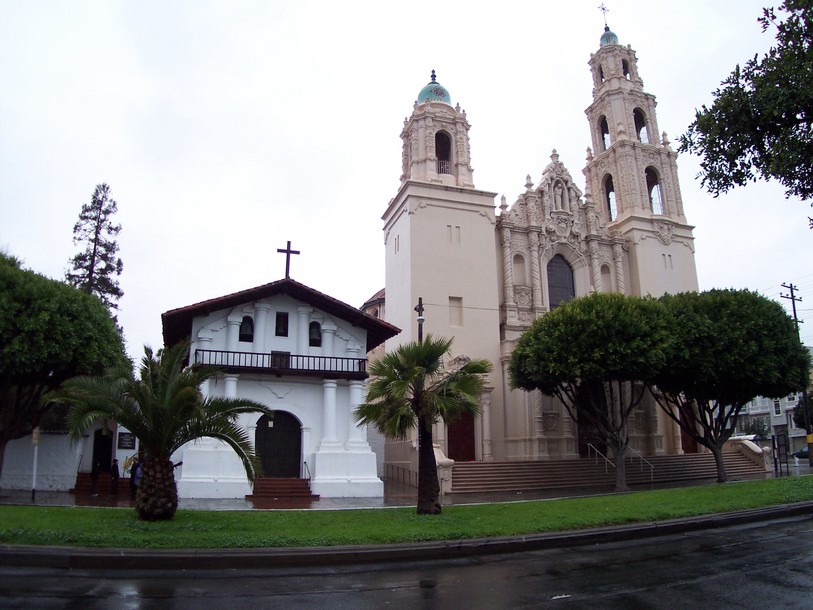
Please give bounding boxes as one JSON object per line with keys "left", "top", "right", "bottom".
{"left": 587, "top": 443, "right": 615, "bottom": 473}
{"left": 627, "top": 446, "right": 655, "bottom": 485}
{"left": 303, "top": 461, "right": 311, "bottom": 481}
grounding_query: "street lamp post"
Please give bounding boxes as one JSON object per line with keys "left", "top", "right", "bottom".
{"left": 415, "top": 297, "right": 425, "bottom": 344}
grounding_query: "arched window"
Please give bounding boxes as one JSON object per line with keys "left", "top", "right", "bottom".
{"left": 633, "top": 108, "right": 649, "bottom": 144}
{"left": 599, "top": 116, "right": 610, "bottom": 151}
{"left": 646, "top": 167, "right": 664, "bottom": 215}
{"left": 238, "top": 316, "right": 254, "bottom": 342}
{"left": 599, "top": 65, "right": 605, "bottom": 83}
{"left": 547, "top": 255, "right": 575, "bottom": 309}
{"left": 622, "top": 59, "right": 631, "bottom": 79}
{"left": 512, "top": 254, "right": 527, "bottom": 285}
{"left": 604, "top": 174, "right": 617, "bottom": 221}
{"left": 436, "top": 131, "right": 452, "bottom": 174}
{"left": 309, "top": 321, "right": 322, "bottom": 348}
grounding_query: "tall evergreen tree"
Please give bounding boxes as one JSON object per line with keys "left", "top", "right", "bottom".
{"left": 65, "top": 183, "right": 123, "bottom": 312}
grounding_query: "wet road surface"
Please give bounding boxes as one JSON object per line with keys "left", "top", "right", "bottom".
{"left": 1, "top": 514, "right": 811, "bottom": 609}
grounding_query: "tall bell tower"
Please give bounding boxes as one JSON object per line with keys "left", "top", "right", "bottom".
{"left": 381, "top": 72, "right": 503, "bottom": 462}
{"left": 583, "top": 25, "right": 699, "bottom": 297}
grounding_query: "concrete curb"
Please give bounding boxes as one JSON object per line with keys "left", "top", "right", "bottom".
{"left": 2, "top": 501, "right": 812, "bottom": 570}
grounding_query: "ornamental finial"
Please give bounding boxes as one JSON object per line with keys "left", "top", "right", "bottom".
{"left": 430, "top": 69, "right": 437, "bottom": 83}
{"left": 598, "top": 3, "right": 609, "bottom": 28}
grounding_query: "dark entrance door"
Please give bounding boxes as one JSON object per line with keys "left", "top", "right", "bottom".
{"left": 680, "top": 409, "right": 699, "bottom": 454}
{"left": 447, "top": 412, "right": 476, "bottom": 462}
{"left": 92, "top": 429, "right": 113, "bottom": 473}
{"left": 577, "top": 411, "right": 606, "bottom": 458}
{"left": 256, "top": 411, "right": 301, "bottom": 477}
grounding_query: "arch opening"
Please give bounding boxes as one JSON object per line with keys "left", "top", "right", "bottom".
{"left": 646, "top": 167, "right": 664, "bottom": 215}
{"left": 435, "top": 131, "right": 452, "bottom": 174}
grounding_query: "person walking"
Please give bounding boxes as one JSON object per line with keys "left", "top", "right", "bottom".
{"left": 110, "top": 458, "right": 120, "bottom": 495}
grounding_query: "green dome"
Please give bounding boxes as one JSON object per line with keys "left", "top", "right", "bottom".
{"left": 417, "top": 70, "right": 451, "bottom": 105}
{"left": 600, "top": 25, "right": 618, "bottom": 46}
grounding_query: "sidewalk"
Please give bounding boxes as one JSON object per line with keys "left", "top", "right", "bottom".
{"left": 0, "top": 461, "right": 810, "bottom": 511}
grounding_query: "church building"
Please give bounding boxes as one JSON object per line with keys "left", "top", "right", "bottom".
{"left": 366, "top": 24, "right": 699, "bottom": 474}
{"left": 160, "top": 272, "right": 400, "bottom": 498}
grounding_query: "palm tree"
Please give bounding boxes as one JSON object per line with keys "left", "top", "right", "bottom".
{"left": 57, "top": 342, "right": 271, "bottom": 520}
{"left": 355, "top": 335, "right": 491, "bottom": 515}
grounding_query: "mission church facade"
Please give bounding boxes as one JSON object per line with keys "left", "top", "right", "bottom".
{"left": 0, "top": 24, "right": 702, "bottom": 497}
{"left": 365, "top": 24, "right": 700, "bottom": 473}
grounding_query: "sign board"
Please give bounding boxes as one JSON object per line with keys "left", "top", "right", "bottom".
{"left": 117, "top": 432, "right": 136, "bottom": 450}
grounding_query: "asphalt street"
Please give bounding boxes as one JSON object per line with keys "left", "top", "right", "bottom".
{"left": 1, "top": 513, "right": 812, "bottom": 609}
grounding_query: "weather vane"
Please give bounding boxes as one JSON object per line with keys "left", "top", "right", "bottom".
{"left": 599, "top": 3, "right": 609, "bottom": 27}
{"left": 277, "top": 240, "right": 300, "bottom": 279}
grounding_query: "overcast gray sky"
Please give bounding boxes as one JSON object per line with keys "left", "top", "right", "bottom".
{"left": 2, "top": 0, "right": 812, "bottom": 359}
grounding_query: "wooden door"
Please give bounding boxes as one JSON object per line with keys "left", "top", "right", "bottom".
{"left": 447, "top": 412, "right": 476, "bottom": 462}
{"left": 255, "top": 412, "right": 302, "bottom": 477}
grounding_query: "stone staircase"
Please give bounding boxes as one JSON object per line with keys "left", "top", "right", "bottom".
{"left": 248, "top": 477, "right": 319, "bottom": 499}
{"left": 448, "top": 452, "right": 767, "bottom": 494}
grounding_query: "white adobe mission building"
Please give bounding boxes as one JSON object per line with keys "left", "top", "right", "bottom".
{"left": 160, "top": 271, "right": 400, "bottom": 498}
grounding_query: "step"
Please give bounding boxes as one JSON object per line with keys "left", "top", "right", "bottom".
{"left": 448, "top": 453, "right": 766, "bottom": 494}
{"left": 249, "top": 477, "right": 319, "bottom": 499}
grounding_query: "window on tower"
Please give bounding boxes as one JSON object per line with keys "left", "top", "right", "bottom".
{"left": 604, "top": 174, "right": 617, "bottom": 220}
{"left": 633, "top": 108, "right": 649, "bottom": 143}
{"left": 435, "top": 131, "right": 452, "bottom": 174}
{"left": 599, "top": 116, "right": 610, "bottom": 151}
{"left": 622, "top": 59, "right": 631, "bottom": 79}
{"left": 646, "top": 167, "right": 664, "bottom": 215}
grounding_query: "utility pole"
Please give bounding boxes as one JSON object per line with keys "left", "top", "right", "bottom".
{"left": 781, "top": 282, "right": 812, "bottom": 465}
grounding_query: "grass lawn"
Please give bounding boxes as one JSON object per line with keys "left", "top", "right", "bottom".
{"left": 1, "top": 477, "right": 811, "bottom": 550}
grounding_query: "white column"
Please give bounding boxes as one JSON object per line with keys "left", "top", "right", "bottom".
{"left": 196, "top": 334, "right": 213, "bottom": 395}
{"left": 530, "top": 232, "right": 544, "bottom": 311}
{"left": 347, "top": 380, "right": 367, "bottom": 449}
{"left": 319, "top": 379, "right": 340, "bottom": 449}
{"left": 254, "top": 303, "right": 270, "bottom": 353}
{"left": 226, "top": 315, "right": 241, "bottom": 351}
{"left": 613, "top": 243, "right": 626, "bottom": 294}
{"left": 224, "top": 374, "right": 239, "bottom": 399}
{"left": 481, "top": 385, "right": 494, "bottom": 461}
{"left": 297, "top": 306, "right": 311, "bottom": 355}
{"left": 321, "top": 320, "right": 337, "bottom": 357}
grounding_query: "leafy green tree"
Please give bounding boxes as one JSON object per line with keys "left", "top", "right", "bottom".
{"left": 0, "top": 253, "right": 126, "bottom": 483}
{"left": 651, "top": 290, "right": 810, "bottom": 482}
{"left": 678, "top": 1, "right": 813, "bottom": 224}
{"left": 65, "top": 183, "right": 124, "bottom": 311}
{"left": 355, "top": 336, "right": 491, "bottom": 515}
{"left": 509, "top": 293, "right": 670, "bottom": 492}
{"left": 57, "top": 342, "right": 272, "bottom": 521}
{"left": 792, "top": 393, "right": 812, "bottom": 431}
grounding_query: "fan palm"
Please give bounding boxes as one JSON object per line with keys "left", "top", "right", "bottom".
{"left": 57, "top": 342, "right": 271, "bottom": 520}
{"left": 355, "top": 335, "right": 491, "bottom": 515}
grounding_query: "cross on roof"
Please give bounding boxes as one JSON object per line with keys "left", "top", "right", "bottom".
{"left": 277, "top": 240, "right": 300, "bottom": 279}
{"left": 598, "top": 3, "right": 609, "bottom": 27}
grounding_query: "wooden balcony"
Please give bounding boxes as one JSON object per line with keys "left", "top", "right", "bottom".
{"left": 195, "top": 349, "right": 367, "bottom": 380}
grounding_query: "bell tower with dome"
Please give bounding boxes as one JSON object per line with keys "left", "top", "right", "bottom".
{"left": 381, "top": 71, "right": 504, "bottom": 463}
{"left": 583, "top": 24, "right": 699, "bottom": 297}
